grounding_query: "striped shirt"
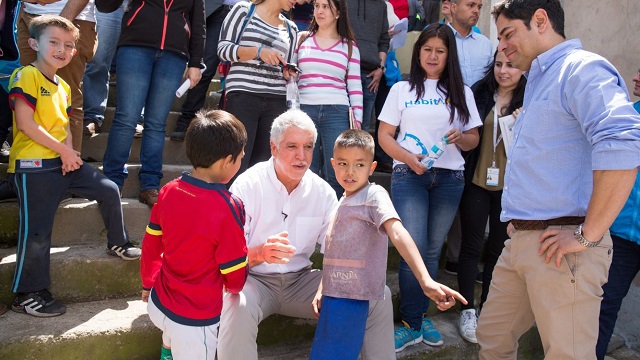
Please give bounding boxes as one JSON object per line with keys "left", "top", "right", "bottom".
{"left": 295, "top": 35, "right": 364, "bottom": 123}
{"left": 218, "top": 1, "right": 297, "bottom": 96}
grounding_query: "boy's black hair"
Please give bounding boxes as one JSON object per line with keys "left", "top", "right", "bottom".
{"left": 334, "top": 129, "right": 375, "bottom": 159}
{"left": 185, "top": 110, "right": 247, "bottom": 169}
{"left": 491, "top": 0, "right": 565, "bottom": 39}
{"left": 29, "top": 15, "right": 79, "bottom": 42}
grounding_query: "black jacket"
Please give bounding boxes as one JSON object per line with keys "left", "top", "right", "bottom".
{"left": 96, "top": 0, "right": 206, "bottom": 68}
{"left": 462, "top": 80, "right": 495, "bottom": 183}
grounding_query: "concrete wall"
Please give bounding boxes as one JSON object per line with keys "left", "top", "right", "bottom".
{"left": 481, "top": 0, "right": 639, "bottom": 99}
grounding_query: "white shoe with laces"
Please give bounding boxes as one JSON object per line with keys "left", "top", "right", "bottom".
{"left": 459, "top": 309, "right": 478, "bottom": 343}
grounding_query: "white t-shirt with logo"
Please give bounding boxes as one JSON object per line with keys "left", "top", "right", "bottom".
{"left": 379, "top": 79, "right": 481, "bottom": 171}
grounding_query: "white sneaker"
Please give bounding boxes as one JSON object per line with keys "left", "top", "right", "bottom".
{"left": 1, "top": 141, "right": 10, "bottom": 156}
{"left": 459, "top": 309, "right": 478, "bottom": 343}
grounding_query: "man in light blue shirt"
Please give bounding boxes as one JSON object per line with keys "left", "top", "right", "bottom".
{"left": 449, "top": 0, "right": 493, "bottom": 86}
{"left": 476, "top": 1, "right": 640, "bottom": 359}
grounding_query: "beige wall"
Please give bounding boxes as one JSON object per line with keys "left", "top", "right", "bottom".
{"left": 480, "top": 0, "right": 640, "bottom": 99}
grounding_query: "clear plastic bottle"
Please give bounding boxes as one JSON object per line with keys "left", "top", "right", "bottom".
{"left": 286, "top": 78, "right": 300, "bottom": 110}
{"left": 421, "top": 135, "right": 448, "bottom": 169}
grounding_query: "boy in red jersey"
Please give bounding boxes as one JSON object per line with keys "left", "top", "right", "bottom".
{"left": 140, "top": 110, "right": 249, "bottom": 360}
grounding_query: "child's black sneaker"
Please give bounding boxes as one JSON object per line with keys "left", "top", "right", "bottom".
{"left": 12, "top": 290, "right": 66, "bottom": 317}
{"left": 107, "top": 242, "right": 142, "bottom": 260}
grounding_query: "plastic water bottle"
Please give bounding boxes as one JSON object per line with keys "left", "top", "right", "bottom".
{"left": 286, "top": 78, "right": 300, "bottom": 110}
{"left": 421, "top": 135, "right": 448, "bottom": 169}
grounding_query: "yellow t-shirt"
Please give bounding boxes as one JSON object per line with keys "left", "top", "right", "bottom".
{"left": 8, "top": 65, "right": 71, "bottom": 173}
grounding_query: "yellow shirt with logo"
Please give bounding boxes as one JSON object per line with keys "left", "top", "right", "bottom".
{"left": 8, "top": 65, "right": 71, "bottom": 173}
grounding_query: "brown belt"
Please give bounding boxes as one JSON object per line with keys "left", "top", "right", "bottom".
{"left": 510, "top": 216, "right": 585, "bottom": 231}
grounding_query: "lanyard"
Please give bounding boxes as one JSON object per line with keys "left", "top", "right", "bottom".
{"left": 492, "top": 106, "right": 503, "bottom": 167}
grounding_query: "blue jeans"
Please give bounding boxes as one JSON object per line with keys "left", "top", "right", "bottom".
{"left": 175, "top": 6, "right": 229, "bottom": 129}
{"left": 596, "top": 235, "right": 640, "bottom": 359}
{"left": 103, "top": 46, "right": 186, "bottom": 190}
{"left": 392, "top": 165, "right": 464, "bottom": 329}
{"left": 360, "top": 72, "right": 376, "bottom": 132}
{"left": 301, "top": 104, "right": 349, "bottom": 198}
{"left": 81, "top": 6, "right": 124, "bottom": 125}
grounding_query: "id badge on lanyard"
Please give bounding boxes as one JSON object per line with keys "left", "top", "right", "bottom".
{"left": 486, "top": 107, "right": 502, "bottom": 187}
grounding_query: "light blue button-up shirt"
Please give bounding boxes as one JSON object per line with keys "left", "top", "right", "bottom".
{"left": 448, "top": 24, "right": 493, "bottom": 86}
{"left": 501, "top": 39, "right": 640, "bottom": 222}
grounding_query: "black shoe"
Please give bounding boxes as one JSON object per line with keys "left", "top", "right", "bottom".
{"left": 0, "top": 178, "right": 17, "bottom": 203}
{"left": 107, "top": 242, "right": 142, "bottom": 260}
{"left": 444, "top": 261, "right": 458, "bottom": 275}
{"left": 169, "top": 120, "right": 190, "bottom": 141}
{"left": 476, "top": 271, "right": 484, "bottom": 284}
{"left": 169, "top": 130, "right": 186, "bottom": 141}
{"left": 12, "top": 290, "right": 66, "bottom": 317}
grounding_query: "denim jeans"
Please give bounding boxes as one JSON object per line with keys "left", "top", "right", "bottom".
{"left": 392, "top": 165, "right": 465, "bottom": 329}
{"left": 596, "top": 235, "right": 640, "bottom": 360}
{"left": 360, "top": 72, "right": 377, "bottom": 132}
{"left": 175, "top": 6, "right": 229, "bottom": 130}
{"left": 82, "top": 6, "right": 124, "bottom": 125}
{"left": 300, "top": 104, "right": 349, "bottom": 197}
{"left": 103, "top": 46, "right": 186, "bottom": 190}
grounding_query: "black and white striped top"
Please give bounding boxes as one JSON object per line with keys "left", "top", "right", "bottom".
{"left": 218, "top": 2, "right": 298, "bottom": 96}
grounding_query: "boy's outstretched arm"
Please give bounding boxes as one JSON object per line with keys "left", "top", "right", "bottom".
{"left": 13, "top": 97, "right": 82, "bottom": 174}
{"left": 383, "top": 218, "right": 467, "bottom": 311}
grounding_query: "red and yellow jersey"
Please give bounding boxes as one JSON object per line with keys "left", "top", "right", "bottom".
{"left": 7, "top": 65, "right": 71, "bottom": 173}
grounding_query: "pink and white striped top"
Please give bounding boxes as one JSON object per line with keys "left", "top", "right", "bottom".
{"left": 295, "top": 35, "right": 364, "bottom": 123}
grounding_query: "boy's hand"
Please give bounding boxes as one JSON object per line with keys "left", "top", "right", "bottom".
{"left": 422, "top": 280, "right": 467, "bottom": 311}
{"left": 141, "top": 289, "right": 150, "bottom": 303}
{"left": 60, "top": 147, "right": 82, "bottom": 175}
{"left": 311, "top": 291, "right": 322, "bottom": 318}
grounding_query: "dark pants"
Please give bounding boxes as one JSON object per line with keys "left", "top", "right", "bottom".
{"left": 596, "top": 235, "right": 640, "bottom": 359}
{"left": 11, "top": 161, "right": 127, "bottom": 293}
{"left": 175, "top": 6, "right": 229, "bottom": 131}
{"left": 309, "top": 296, "right": 369, "bottom": 360}
{"left": 458, "top": 182, "right": 508, "bottom": 311}
{"left": 225, "top": 91, "right": 287, "bottom": 177}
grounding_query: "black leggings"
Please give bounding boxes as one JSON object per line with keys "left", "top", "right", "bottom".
{"left": 458, "top": 182, "right": 508, "bottom": 311}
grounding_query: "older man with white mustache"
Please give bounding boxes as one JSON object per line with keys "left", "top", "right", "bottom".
{"left": 217, "top": 109, "right": 395, "bottom": 360}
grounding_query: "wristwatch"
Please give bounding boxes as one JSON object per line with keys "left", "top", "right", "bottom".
{"left": 378, "top": 64, "right": 386, "bottom": 72}
{"left": 573, "top": 223, "right": 603, "bottom": 248}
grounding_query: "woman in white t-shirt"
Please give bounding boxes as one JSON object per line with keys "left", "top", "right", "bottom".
{"left": 378, "top": 23, "right": 481, "bottom": 352}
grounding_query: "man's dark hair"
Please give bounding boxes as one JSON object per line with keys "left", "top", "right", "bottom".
{"left": 491, "top": 0, "right": 565, "bottom": 39}
{"left": 185, "top": 110, "right": 247, "bottom": 169}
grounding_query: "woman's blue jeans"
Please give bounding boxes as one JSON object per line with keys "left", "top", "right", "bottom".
{"left": 300, "top": 104, "right": 349, "bottom": 198}
{"left": 102, "top": 46, "right": 186, "bottom": 191}
{"left": 391, "top": 165, "right": 465, "bottom": 329}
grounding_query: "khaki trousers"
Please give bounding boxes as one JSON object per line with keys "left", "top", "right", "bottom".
{"left": 217, "top": 268, "right": 396, "bottom": 360}
{"left": 17, "top": 7, "right": 97, "bottom": 152}
{"left": 477, "top": 226, "right": 613, "bottom": 360}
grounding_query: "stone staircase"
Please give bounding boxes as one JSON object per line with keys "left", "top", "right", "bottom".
{"left": 0, "top": 79, "right": 635, "bottom": 359}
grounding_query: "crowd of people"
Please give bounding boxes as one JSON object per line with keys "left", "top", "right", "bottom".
{"left": 0, "top": 0, "right": 639, "bottom": 360}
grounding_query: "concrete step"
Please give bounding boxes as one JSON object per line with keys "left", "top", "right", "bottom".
{"left": 0, "top": 198, "right": 150, "bottom": 248}
{"left": 0, "top": 296, "right": 160, "bottom": 360}
{"left": 0, "top": 244, "right": 140, "bottom": 306}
